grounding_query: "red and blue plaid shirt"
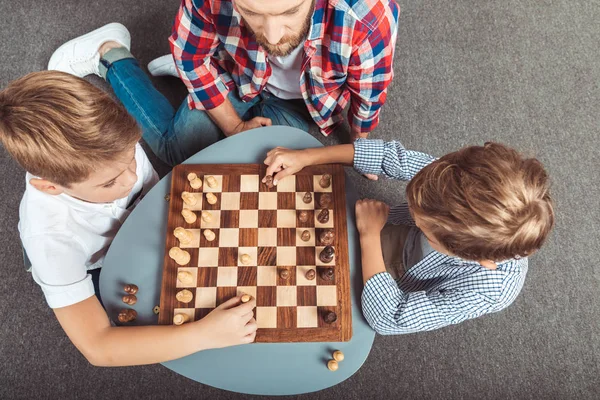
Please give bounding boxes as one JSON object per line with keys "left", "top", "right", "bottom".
{"left": 170, "top": 0, "right": 399, "bottom": 136}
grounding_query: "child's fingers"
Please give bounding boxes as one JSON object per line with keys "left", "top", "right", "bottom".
{"left": 272, "top": 167, "right": 296, "bottom": 185}
{"left": 232, "top": 298, "right": 257, "bottom": 316}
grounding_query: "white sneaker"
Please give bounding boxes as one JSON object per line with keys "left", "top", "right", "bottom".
{"left": 48, "top": 22, "right": 131, "bottom": 77}
{"left": 148, "top": 54, "right": 179, "bottom": 78}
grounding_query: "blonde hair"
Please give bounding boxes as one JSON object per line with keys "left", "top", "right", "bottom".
{"left": 406, "top": 142, "right": 554, "bottom": 261}
{"left": 0, "top": 71, "right": 140, "bottom": 187}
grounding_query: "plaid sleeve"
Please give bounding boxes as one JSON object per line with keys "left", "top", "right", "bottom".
{"left": 169, "top": 0, "right": 230, "bottom": 110}
{"left": 353, "top": 138, "right": 436, "bottom": 180}
{"left": 345, "top": 1, "right": 399, "bottom": 134}
{"left": 362, "top": 272, "right": 496, "bottom": 335}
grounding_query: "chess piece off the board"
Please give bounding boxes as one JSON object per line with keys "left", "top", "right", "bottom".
{"left": 319, "top": 193, "right": 332, "bottom": 208}
{"left": 176, "top": 289, "right": 194, "bottom": 303}
{"left": 122, "top": 294, "right": 137, "bottom": 305}
{"left": 124, "top": 284, "right": 138, "bottom": 294}
{"left": 118, "top": 309, "right": 137, "bottom": 323}
{"left": 317, "top": 208, "right": 329, "bottom": 223}
{"left": 320, "top": 229, "right": 334, "bottom": 246}
{"left": 187, "top": 173, "right": 203, "bottom": 189}
{"left": 320, "top": 246, "right": 335, "bottom": 264}
{"left": 173, "top": 227, "right": 194, "bottom": 245}
{"left": 169, "top": 247, "right": 191, "bottom": 265}
{"left": 206, "top": 175, "right": 218, "bottom": 188}
{"left": 181, "top": 191, "right": 197, "bottom": 206}
{"left": 327, "top": 360, "right": 339, "bottom": 371}
{"left": 205, "top": 192, "right": 218, "bottom": 205}
{"left": 302, "top": 192, "right": 312, "bottom": 204}
{"left": 181, "top": 209, "right": 197, "bottom": 224}
{"left": 319, "top": 174, "right": 331, "bottom": 188}
{"left": 203, "top": 229, "right": 216, "bottom": 241}
{"left": 333, "top": 350, "right": 345, "bottom": 362}
{"left": 173, "top": 313, "right": 190, "bottom": 326}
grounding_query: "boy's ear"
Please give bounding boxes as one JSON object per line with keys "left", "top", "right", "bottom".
{"left": 29, "top": 178, "right": 64, "bottom": 195}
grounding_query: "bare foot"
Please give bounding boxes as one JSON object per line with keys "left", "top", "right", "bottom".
{"left": 99, "top": 41, "right": 123, "bottom": 58}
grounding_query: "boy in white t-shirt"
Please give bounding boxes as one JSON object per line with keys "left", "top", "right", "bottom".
{"left": 0, "top": 71, "right": 257, "bottom": 366}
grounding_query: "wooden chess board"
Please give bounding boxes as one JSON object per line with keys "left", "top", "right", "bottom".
{"left": 158, "top": 164, "right": 352, "bottom": 342}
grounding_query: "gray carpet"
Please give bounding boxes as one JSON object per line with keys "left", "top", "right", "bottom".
{"left": 1, "top": 1, "right": 599, "bottom": 399}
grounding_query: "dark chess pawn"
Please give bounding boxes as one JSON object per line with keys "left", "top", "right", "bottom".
{"left": 320, "top": 246, "right": 335, "bottom": 264}
{"left": 279, "top": 268, "right": 290, "bottom": 280}
{"left": 319, "top": 174, "right": 331, "bottom": 189}
{"left": 298, "top": 210, "right": 309, "bottom": 223}
{"left": 301, "top": 230, "right": 311, "bottom": 242}
{"left": 320, "top": 229, "right": 334, "bottom": 246}
{"left": 264, "top": 175, "right": 275, "bottom": 189}
{"left": 320, "top": 267, "right": 335, "bottom": 281}
{"left": 317, "top": 208, "right": 329, "bottom": 223}
{"left": 323, "top": 311, "right": 337, "bottom": 324}
{"left": 319, "top": 193, "right": 332, "bottom": 208}
{"left": 302, "top": 192, "right": 312, "bottom": 204}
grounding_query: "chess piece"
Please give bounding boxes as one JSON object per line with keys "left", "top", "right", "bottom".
{"left": 177, "top": 271, "right": 194, "bottom": 285}
{"left": 173, "top": 313, "right": 190, "bottom": 326}
{"left": 264, "top": 175, "right": 274, "bottom": 188}
{"left": 153, "top": 306, "right": 160, "bottom": 315}
{"left": 320, "top": 246, "right": 335, "bottom": 264}
{"left": 173, "top": 227, "right": 194, "bottom": 245}
{"left": 181, "top": 209, "right": 197, "bottom": 224}
{"left": 320, "top": 229, "right": 334, "bottom": 246}
{"left": 300, "top": 230, "right": 311, "bottom": 242}
{"left": 169, "top": 247, "right": 191, "bottom": 265}
{"left": 305, "top": 268, "right": 316, "bottom": 280}
{"left": 203, "top": 229, "right": 216, "bottom": 242}
{"left": 241, "top": 294, "right": 251, "bottom": 303}
{"left": 320, "top": 267, "right": 334, "bottom": 281}
{"left": 176, "top": 289, "right": 194, "bottom": 303}
{"left": 118, "top": 309, "right": 137, "bottom": 323}
{"left": 302, "top": 192, "right": 312, "bottom": 204}
{"left": 327, "top": 360, "right": 339, "bottom": 371}
{"left": 181, "top": 191, "right": 197, "bottom": 206}
{"left": 122, "top": 294, "right": 137, "bottom": 305}
{"left": 240, "top": 253, "right": 252, "bottom": 265}
{"left": 124, "top": 284, "right": 138, "bottom": 295}
{"left": 279, "top": 268, "right": 290, "bottom": 280}
{"left": 324, "top": 311, "right": 337, "bottom": 324}
{"left": 319, "top": 174, "right": 331, "bottom": 189}
{"left": 201, "top": 211, "right": 212, "bottom": 222}
{"left": 205, "top": 192, "right": 218, "bottom": 205}
{"left": 298, "top": 210, "right": 309, "bottom": 223}
{"left": 187, "top": 172, "right": 203, "bottom": 189}
{"left": 319, "top": 193, "right": 332, "bottom": 208}
{"left": 333, "top": 350, "right": 345, "bottom": 362}
{"left": 206, "top": 175, "right": 218, "bottom": 188}
{"left": 317, "top": 208, "right": 329, "bottom": 223}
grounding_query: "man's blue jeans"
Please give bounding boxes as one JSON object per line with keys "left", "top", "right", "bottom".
{"left": 100, "top": 50, "right": 311, "bottom": 166}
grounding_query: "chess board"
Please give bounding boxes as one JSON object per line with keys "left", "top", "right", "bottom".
{"left": 158, "top": 164, "right": 352, "bottom": 342}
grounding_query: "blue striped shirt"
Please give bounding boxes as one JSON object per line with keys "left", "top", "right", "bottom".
{"left": 353, "top": 139, "right": 528, "bottom": 335}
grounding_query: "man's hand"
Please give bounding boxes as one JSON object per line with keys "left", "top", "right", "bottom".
{"left": 262, "top": 147, "right": 311, "bottom": 185}
{"left": 227, "top": 117, "right": 272, "bottom": 136}
{"left": 195, "top": 295, "right": 257, "bottom": 350}
{"left": 355, "top": 199, "right": 390, "bottom": 237}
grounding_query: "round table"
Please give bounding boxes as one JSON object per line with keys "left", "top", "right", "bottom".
{"left": 101, "top": 126, "right": 375, "bottom": 395}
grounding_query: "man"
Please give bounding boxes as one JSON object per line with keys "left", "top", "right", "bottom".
{"left": 151, "top": 0, "right": 399, "bottom": 141}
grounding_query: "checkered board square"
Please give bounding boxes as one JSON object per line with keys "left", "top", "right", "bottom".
{"left": 158, "top": 164, "right": 352, "bottom": 343}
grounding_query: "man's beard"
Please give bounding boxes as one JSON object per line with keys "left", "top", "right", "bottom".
{"left": 246, "top": 0, "right": 314, "bottom": 57}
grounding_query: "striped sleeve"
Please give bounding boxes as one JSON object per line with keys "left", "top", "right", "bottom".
{"left": 361, "top": 272, "right": 498, "bottom": 335}
{"left": 169, "top": 0, "right": 231, "bottom": 110}
{"left": 353, "top": 139, "right": 436, "bottom": 180}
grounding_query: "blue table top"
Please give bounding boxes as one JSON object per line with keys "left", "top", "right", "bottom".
{"left": 100, "top": 126, "right": 375, "bottom": 395}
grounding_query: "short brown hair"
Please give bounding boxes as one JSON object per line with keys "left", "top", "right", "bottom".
{"left": 0, "top": 71, "right": 140, "bottom": 187}
{"left": 406, "top": 142, "right": 554, "bottom": 261}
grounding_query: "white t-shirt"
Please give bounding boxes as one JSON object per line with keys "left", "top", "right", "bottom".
{"left": 265, "top": 44, "right": 304, "bottom": 100}
{"left": 18, "top": 144, "right": 159, "bottom": 308}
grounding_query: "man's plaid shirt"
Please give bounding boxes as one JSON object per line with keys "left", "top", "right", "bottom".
{"left": 169, "top": 0, "right": 399, "bottom": 136}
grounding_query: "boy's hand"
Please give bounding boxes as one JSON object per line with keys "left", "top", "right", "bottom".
{"left": 195, "top": 295, "right": 257, "bottom": 350}
{"left": 355, "top": 199, "right": 390, "bottom": 237}
{"left": 263, "top": 147, "right": 310, "bottom": 185}
{"left": 228, "top": 117, "right": 272, "bottom": 136}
